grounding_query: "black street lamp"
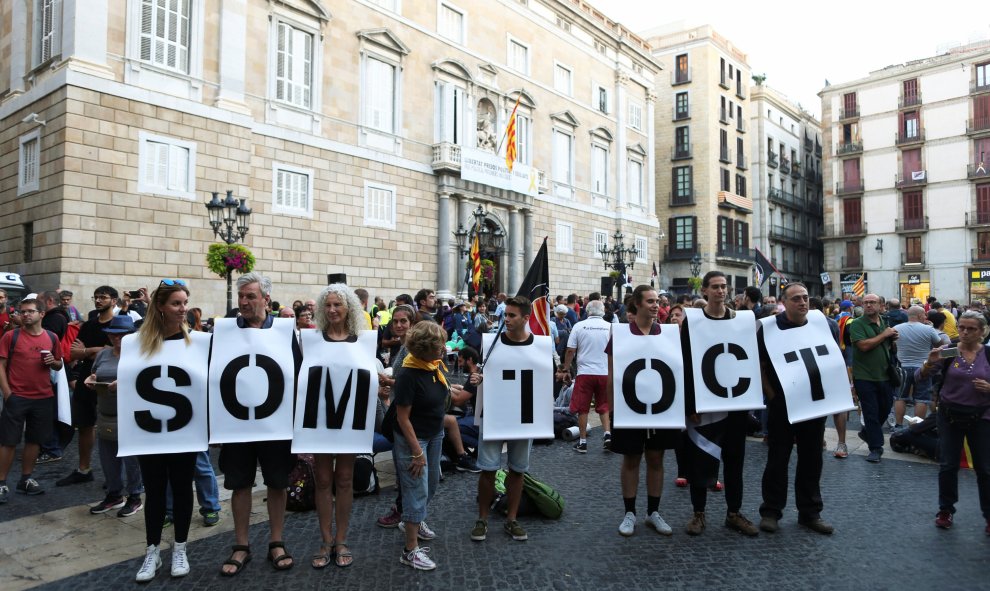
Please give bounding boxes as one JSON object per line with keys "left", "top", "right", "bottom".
{"left": 205, "top": 190, "right": 252, "bottom": 312}
{"left": 689, "top": 253, "right": 702, "bottom": 278}
{"left": 453, "top": 205, "right": 504, "bottom": 296}
{"left": 599, "top": 230, "right": 638, "bottom": 301}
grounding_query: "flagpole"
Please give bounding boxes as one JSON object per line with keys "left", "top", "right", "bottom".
{"left": 495, "top": 92, "right": 523, "bottom": 155}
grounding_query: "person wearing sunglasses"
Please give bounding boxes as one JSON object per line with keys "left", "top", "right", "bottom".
{"left": 57, "top": 286, "right": 117, "bottom": 488}
{"left": 132, "top": 279, "right": 199, "bottom": 581}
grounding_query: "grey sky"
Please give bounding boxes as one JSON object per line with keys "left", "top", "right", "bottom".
{"left": 586, "top": 0, "right": 989, "bottom": 119}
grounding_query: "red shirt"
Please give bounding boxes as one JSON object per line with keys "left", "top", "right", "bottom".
{"left": 0, "top": 329, "right": 62, "bottom": 399}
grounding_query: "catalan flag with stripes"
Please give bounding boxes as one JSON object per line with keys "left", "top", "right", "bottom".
{"left": 504, "top": 94, "right": 521, "bottom": 172}
{"left": 852, "top": 274, "right": 866, "bottom": 297}
{"left": 470, "top": 233, "right": 481, "bottom": 294}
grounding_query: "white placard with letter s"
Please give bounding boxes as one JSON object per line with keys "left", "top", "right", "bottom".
{"left": 117, "top": 332, "right": 211, "bottom": 456}
{"left": 684, "top": 308, "right": 765, "bottom": 413}
{"left": 761, "top": 310, "right": 856, "bottom": 423}
{"left": 611, "top": 325, "right": 685, "bottom": 429}
{"left": 292, "top": 330, "right": 379, "bottom": 453}
{"left": 480, "top": 333, "right": 554, "bottom": 441}
{"left": 208, "top": 318, "right": 296, "bottom": 443}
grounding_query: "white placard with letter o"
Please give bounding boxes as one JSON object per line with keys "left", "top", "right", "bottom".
{"left": 480, "top": 333, "right": 554, "bottom": 441}
{"left": 208, "top": 318, "right": 296, "bottom": 443}
{"left": 117, "top": 331, "right": 211, "bottom": 456}
{"left": 611, "top": 325, "right": 685, "bottom": 429}
{"left": 761, "top": 310, "right": 856, "bottom": 423}
{"left": 292, "top": 330, "right": 378, "bottom": 453}
{"left": 684, "top": 308, "right": 765, "bottom": 413}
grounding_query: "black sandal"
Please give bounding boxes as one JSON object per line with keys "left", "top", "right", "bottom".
{"left": 220, "top": 544, "right": 251, "bottom": 577}
{"left": 267, "top": 541, "right": 294, "bottom": 571}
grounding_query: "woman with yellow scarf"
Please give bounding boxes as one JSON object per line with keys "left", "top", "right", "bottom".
{"left": 392, "top": 321, "right": 449, "bottom": 571}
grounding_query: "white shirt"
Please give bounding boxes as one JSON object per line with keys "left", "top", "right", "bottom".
{"left": 566, "top": 316, "right": 611, "bottom": 376}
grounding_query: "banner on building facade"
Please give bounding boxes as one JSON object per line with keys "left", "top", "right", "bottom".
{"left": 760, "top": 311, "right": 856, "bottom": 423}
{"left": 611, "top": 326, "right": 686, "bottom": 429}
{"left": 208, "top": 318, "right": 296, "bottom": 444}
{"left": 684, "top": 309, "right": 765, "bottom": 413}
{"left": 479, "top": 332, "right": 554, "bottom": 441}
{"left": 460, "top": 146, "right": 539, "bottom": 197}
{"left": 117, "top": 332, "right": 211, "bottom": 456}
{"left": 292, "top": 330, "right": 379, "bottom": 454}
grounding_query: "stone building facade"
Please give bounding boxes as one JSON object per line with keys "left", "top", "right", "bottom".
{"left": 820, "top": 42, "right": 990, "bottom": 303}
{"left": 0, "top": 0, "right": 660, "bottom": 315}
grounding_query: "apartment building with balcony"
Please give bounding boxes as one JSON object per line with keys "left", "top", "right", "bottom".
{"left": 820, "top": 41, "right": 990, "bottom": 304}
{"left": 0, "top": 0, "right": 660, "bottom": 314}
{"left": 643, "top": 24, "right": 752, "bottom": 295}
{"left": 749, "top": 84, "right": 824, "bottom": 296}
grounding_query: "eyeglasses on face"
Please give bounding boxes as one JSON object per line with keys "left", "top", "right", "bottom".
{"left": 159, "top": 279, "right": 187, "bottom": 287}
{"left": 92, "top": 295, "right": 113, "bottom": 302}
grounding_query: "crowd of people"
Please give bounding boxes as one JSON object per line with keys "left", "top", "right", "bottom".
{"left": 0, "top": 275, "right": 987, "bottom": 582}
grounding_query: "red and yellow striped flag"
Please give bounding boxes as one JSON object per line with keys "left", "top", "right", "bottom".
{"left": 852, "top": 274, "right": 866, "bottom": 297}
{"left": 470, "top": 233, "right": 481, "bottom": 294}
{"left": 504, "top": 95, "right": 521, "bottom": 172}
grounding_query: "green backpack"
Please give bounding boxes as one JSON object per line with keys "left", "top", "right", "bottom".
{"left": 522, "top": 473, "right": 565, "bottom": 520}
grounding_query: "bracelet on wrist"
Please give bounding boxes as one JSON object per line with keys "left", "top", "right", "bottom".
{"left": 411, "top": 451, "right": 424, "bottom": 459}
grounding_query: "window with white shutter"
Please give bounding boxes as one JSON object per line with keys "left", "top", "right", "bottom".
{"left": 18, "top": 131, "right": 41, "bottom": 196}
{"left": 556, "top": 222, "right": 573, "bottom": 254}
{"left": 139, "top": 0, "right": 191, "bottom": 73}
{"left": 365, "top": 57, "right": 396, "bottom": 134}
{"left": 628, "top": 159, "right": 644, "bottom": 206}
{"left": 275, "top": 22, "right": 314, "bottom": 109}
{"left": 137, "top": 131, "right": 196, "bottom": 199}
{"left": 364, "top": 182, "right": 397, "bottom": 229}
{"left": 508, "top": 37, "right": 529, "bottom": 75}
{"left": 628, "top": 101, "right": 643, "bottom": 131}
{"left": 39, "top": 0, "right": 59, "bottom": 64}
{"left": 591, "top": 144, "right": 608, "bottom": 196}
{"left": 593, "top": 229, "right": 607, "bottom": 259}
{"left": 635, "top": 236, "right": 647, "bottom": 263}
{"left": 554, "top": 63, "right": 572, "bottom": 96}
{"left": 436, "top": 80, "right": 467, "bottom": 144}
{"left": 272, "top": 164, "right": 313, "bottom": 216}
{"left": 438, "top": 2, "right": 465, "bottom": 44}
{"left": 515, "top": 113, "right": 530, "bottom": 165}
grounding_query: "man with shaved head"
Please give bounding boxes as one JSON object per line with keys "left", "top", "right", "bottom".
{"left": 891, "top": 306, "right": 944, "bottom": 428}
{"left": 849, "top": 294, "right": 899, "bottom": 463}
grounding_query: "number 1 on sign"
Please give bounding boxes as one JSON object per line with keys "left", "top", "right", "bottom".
{"left": 503, "top": 369, "right": 534, "bottom": 423}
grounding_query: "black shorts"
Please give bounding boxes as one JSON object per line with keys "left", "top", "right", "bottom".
{"left": 72, "top": 387, "right": 97, "bottom": 428}
{"left": 610, "top": 426, "right": 680, "bottom": 456}
{"left": 0, "top": 395, "right": 55, "bottom": 446}
{"left": 219, "top": 440, "right": 294, "bottom": 490}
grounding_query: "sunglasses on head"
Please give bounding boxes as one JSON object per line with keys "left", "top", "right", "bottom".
{"left": 159, "top": 279, "right": 187, "bottom": 287}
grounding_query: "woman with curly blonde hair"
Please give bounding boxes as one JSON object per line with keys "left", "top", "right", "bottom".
{"left": 310, "top": 283, "right": 368, "bottom": 569}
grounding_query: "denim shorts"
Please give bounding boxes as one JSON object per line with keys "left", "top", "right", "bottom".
{"left": 392, "top": 432, "right": 443, "bottom": 524}
{"left": 476, "top": 423, "right": 532, "bottom": 473}
{"left": 898, "top": 366, "right": 933, "bottom": 403}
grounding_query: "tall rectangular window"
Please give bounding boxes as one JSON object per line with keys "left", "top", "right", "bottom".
{"left": 140, "top": 0, "right": 191, "bottom": 73}
{"left": 675, "top": 92, "right": 689, "bottom": 119}
{"left": 844, "top": 197, "right": 862, "bottom": 234}
{"left": 674, "top": 54, "right": 689, "bottom": 84}
{"left": 842, "top": 92, "right": 857, "bottom": 116}
{"left": 977, "top": 62, "right": 990, "bottom": 89}
{"left": 591, "top": 145, "right": 608, "bottom": 195}
{"left": 554, "top": 63, "right": 573, "bottom": 96}
{"left": 905, "top": 236, "right": 922, "bottom": 264}
{"left": 903, "top": 190, "right": 923, "bottom": 223}
{"left": 515, "top": 114, "right": 530, "bottom": 165}
{"left": 635, "top": 236, "right": 647, "bottom": 263}
{"left": 675, "top": 126, "right": 689, "bottom": 158}
{"left": 720, "top": 168, "right": 730, "bottom": 191}
{"left": 508, "top": 38, "right": 528, "bottom": 75}
{"left": 595, "top": 85, "right": 610, "bottom": 114}
{"left": 552, "top": 129, "right": 573, "bottom": 197}
{"left": 978, "top": 184, "right": 990, "bottom": 224}
{"left": 628, "top": 160, "right": 643, "bottom": 207}
{"left": 673, "top": 166, "right": 692, "bottom": 202}
{"left": 364, "top": 181, "right": 396, "bottom": 229}
{"left": 438, "top": 2, "right": 465, "bottom": 44}
{"left": 902, "top": 111, "right": 920, "bottom": 138}
{"left": 137, "top": 131, "right": 196, "bottom": 199}
{"left": 628, "top": 101, "right": 643, "bottom": 131}
{"left": 18, "top": 130, "right": 41, "bottom": 196}
{"left": 672, "top": 217, "right": 695, "bottom": 251}
{"left": 39, "top": 0, "right": 59, "bottom": 63}
{"left": 273, "top": 164, "right": 313, "bottom": 216}
{"left": 555, "top": 222, "right": 573, "bottom": 253}
{"left": 275, "top": 22, "right": 313, "bottom": 109}
{"left": 365, "top": 57, "right": 396, "bottom": 133}
{"left": 435, "top": 81, "right": 466, "bottom": 143}
{"left": 593, "top": 230, "right": 607, "bottom": 258}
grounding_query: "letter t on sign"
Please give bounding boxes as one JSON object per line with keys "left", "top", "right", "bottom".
{"left": 784, "top": 345, "right": 830, "bottom": 402}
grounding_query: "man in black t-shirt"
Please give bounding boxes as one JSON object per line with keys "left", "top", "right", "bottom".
{"left": 36, "top": 291, "right": 69, "bottom": 464}
{"left": 56, "top": 286, "right": 116, "bottom": 486}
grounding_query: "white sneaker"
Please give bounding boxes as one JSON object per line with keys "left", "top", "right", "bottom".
{"left": 646, "top": 511, "right": 673, "bottom": 535}
{"left": 135, "top": 545, "right": 161, "bottom": 582}
{"left": 618, "top": 511, "right": 636, "bottom": 536}
{"left": 399, "top": 545, "right": 437, "bottom": 570}
{"left": 170, "top": 541, "right": 189, "bottom": 577}
{"left": 398, "top": 521, "right": 437, "bottom": 541}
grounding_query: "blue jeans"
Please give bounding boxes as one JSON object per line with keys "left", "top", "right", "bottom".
{"left": 392, "top": 432, "right": 443, "bottom": 524}
{"left": 97, "top": 438, "right": 143, "bottom": 497}
{"left": 372, "top": 432, "right": 393, "bottom": 454}
{"left": 855, "top": 379, "right": 894, "bottom": 452}
{"left": 937, "top": 410, "right": 990, "bottom": 519}
{"left": 166, "top": 451, "right": 220, "bottom": 516}
{"left": 457, "top": 416, "right": 479, "bottom": 450}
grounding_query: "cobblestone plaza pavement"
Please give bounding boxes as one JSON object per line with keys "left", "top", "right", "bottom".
{"left": 2, "top": 425, "right": 987, "bottom": 591}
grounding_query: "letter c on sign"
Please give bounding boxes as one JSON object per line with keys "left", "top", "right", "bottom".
{"left": 220, "top": 354, "right": 285, "bottom": 420}
{"left": 701, "top": 343, "right": 751, "bottom": 398}
{"left": 621, "top": 358, "right": 676, "bottom": 415}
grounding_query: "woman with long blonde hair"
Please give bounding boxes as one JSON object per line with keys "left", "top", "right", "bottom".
{"left": 134, "top": 280, "right": 197, "bottom": 582}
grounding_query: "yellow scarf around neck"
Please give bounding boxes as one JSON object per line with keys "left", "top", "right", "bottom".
{"left": 402, "top": 354, "right": 449, "bottom": 389}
